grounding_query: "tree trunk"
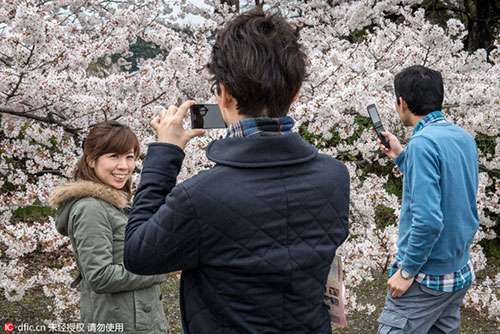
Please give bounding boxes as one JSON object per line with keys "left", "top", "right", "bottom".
{"left": 465, "top": 0, "right": 493, "bottom": 53}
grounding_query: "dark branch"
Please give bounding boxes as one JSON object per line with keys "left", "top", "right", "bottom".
{"left": 0, "top": 106, "right": 82, "bottom": 134}
{"left": 479, "top": 165, "right": 500, "bottom": 175}
{"left": 24, "top": 45, "right": 36, "bottom": 68}
{"left": 141, "top": 91, "right": 167, "bottom": 108}
{"left": 5, "top": 72, "right": 25, "bottom": 101}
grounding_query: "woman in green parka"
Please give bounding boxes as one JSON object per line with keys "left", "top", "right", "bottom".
{"left": 48, "top": 121, "right": 170, "bottom": 334}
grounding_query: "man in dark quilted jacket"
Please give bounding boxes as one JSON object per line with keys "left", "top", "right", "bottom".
{"left": 124, "top": 7, "right": 350, "bottom": 334}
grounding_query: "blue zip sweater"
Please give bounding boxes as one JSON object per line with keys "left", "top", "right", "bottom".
{"left": 394, "top": 121, "right": 479, "bottom": 275}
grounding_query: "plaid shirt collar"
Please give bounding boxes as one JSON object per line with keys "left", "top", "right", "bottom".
{"left": 225, "top": 116, "right": 295, "bottom": 138}
{"left": 413, "top": 110, "right": 446, "bottom": 135}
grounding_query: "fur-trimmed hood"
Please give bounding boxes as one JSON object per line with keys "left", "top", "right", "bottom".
{"left": 48, "top": 180, "right": 130, "bottom": 236}
{"left": 48, "top": 180, "right": 129, "bottom": 210}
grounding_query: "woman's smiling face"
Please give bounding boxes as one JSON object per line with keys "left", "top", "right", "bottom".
{"left": 89, "top": 150, "right": 135, "bottom": 190}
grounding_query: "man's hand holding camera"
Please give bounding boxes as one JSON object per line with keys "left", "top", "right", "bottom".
{"left": 151, "top": 100, "right": 205, "bottom": 150}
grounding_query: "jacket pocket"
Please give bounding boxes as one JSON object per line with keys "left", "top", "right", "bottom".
{"left": 133, "top": 285, "right": 162, "bottom": 331}
{"left": 378, "top": 309, "right": 408, "bottom": 333}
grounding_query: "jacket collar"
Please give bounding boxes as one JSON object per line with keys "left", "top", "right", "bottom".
{"left": 205, "top": 133, "right": 318, "bottom": 168}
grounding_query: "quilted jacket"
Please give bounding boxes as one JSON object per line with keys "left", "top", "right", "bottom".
{"left": 48, "top": 181, "right": 169, "bottom": 334}
{"left": 124, "top": 133, "right": 350, "bottom": 334}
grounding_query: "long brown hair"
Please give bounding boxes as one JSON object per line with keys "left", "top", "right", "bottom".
{"left": 74, "top": 121, "right": 140, "bottom": 195}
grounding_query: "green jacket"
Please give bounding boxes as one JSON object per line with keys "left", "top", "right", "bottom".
{"left": 49, "top": 181, "right": 169, "bottom": 334}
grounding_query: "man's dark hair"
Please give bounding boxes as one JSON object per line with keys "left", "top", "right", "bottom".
{"left": 394, "top": 65, "right": 444, "bottom": 116}
{"left": 207, "top": 7, "right": 306, "bottom": 118}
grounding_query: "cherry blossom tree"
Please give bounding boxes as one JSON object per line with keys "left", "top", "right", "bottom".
{"left": 1, "top": 0, "right": 499, "bottom": 324}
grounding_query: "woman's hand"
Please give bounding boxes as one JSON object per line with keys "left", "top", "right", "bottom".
{"left": 378, "top": 131, "right": 404, "bottom": 159}
{"left": 151, "top": 100, "right": 205, "bottom": 150}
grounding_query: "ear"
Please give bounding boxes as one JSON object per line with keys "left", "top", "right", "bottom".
{"left": 219, "top": 83, "right": 234, "bottom": 108}
{"left": 87, "top": 157, "right": 95, "bottom": 169}
{"left": 399, "top": 97, "right": 409, "bottom": 113}
{"left": 291, "top": 90, "right": 300, "bottom": 104}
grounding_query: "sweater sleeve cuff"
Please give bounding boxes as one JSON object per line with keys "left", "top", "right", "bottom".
{"left": 394, "top": 149, "right": 406, "bottom": 168}
{"left": 401, "top": 258, "right": 420, "bottom": 275}
{"left": 142, "top": 142, "right": 185, "bottom": 177}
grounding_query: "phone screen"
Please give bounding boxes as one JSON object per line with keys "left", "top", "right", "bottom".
{"left": 367, "top": 105, "right": 381, "bottom": 124}
{"left": 190, "top": 104, "right": 227, "bottom": 129}
{"left": 366, "top": 103, "right": 390, "bottom": 148}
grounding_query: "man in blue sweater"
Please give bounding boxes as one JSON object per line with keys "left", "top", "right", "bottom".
{"left": 377, "top": 65, "right": 479, "bottom": 333}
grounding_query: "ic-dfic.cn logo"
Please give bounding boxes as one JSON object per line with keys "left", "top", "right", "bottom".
{"left": 4, "top": 322, "right": 14, "bottom": 333}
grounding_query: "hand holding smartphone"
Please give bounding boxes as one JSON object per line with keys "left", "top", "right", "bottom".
{"left": 151, "top": 100, "right": 205, "bottom": 150}
{"left": 367, "top": 104, "right": 390, "bottom": 148}
{"left": 190, "top": 104, "right": 227, "bottom": 129}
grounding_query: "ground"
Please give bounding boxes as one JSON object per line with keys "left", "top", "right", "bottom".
{"left": 1, "top": 270, "right": 498, "bottom": 333}
{"left": 331, "top": 272, "right": 500, "bottom": 334}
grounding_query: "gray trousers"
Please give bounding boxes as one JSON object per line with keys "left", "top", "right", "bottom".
{"left": 377, "top": 282, "right": 470, "bottom": 334}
